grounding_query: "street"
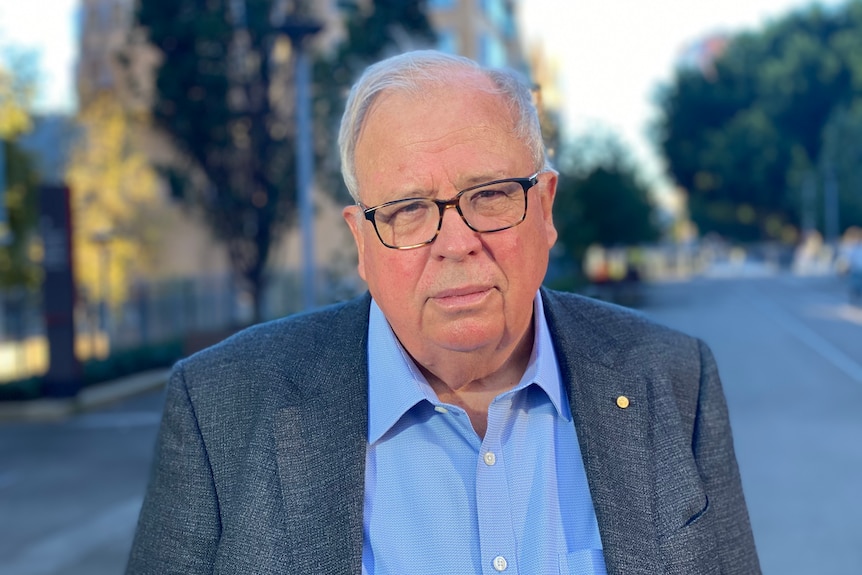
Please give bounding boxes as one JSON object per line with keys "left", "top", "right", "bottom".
{"left": 0, "top": 391, "right": 164, "bottom": 575}
{"left": 1, "top": 273, "right": 861, "bottom": 574}
{"left": 644, "top": 274, "right": 862, "bottom": 574}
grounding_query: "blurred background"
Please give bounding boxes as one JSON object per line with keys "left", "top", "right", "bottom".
{"left": 1, "top": 0, "right": 861, "bottom": 573}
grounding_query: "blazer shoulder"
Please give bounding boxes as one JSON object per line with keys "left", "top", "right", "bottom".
{"left": 173, "top": 293, "right": 371, "bottom": 400}
{"left": 187, "top": 293, "right": 369, "bottom": 359}
{"left": 540, "top": 287, "right": 709, "bottom": 383}
{"left": 541, "top": 287, "right": 694, "bottom": 346}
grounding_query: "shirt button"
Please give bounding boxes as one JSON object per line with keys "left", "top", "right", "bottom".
{"left": 492, "top": 555, "right": 508, "bottom": 571}
{"left": 483, "top": 452, "right": 496, "bottom": 466}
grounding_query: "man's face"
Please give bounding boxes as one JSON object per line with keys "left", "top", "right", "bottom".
{"left": 343, "top": 73, "right": 558, "bottom": 367}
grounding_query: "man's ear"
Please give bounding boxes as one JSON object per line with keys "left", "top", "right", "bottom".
{"left": 540, "top": 171, "right": 558, "bottom": 248}
{"left": 343, "top": 205, "right": 367, "bottom": 281}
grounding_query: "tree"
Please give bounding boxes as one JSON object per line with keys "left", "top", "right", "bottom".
{"left": 0, "top": 58, "right": 40, "bottom": 289}
{"left": 65, "top": 93, "right": 164, "bottom": 307}
{"left": 130, "top": 0, "right": 293, "bottom": 323}
{"left": 130, "top": 0, "right": 434, "bottom": 321}
{"left": 554, "top": 134, "right": 660, "bottom": 264}
{"left": 0, "top": 141, "right": 40, "bottom": 289}
{"left": 655, "top": 1, "right": 862, "bottom": 242}
{"left": 0, "top": 60, "right": 33, "bottom": 136}
{"left": 820, "top": 102, "right": 862, "bottom": 232}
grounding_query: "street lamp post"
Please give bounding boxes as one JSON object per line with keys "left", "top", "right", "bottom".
{"left": 280, "top": 18, "right": 323, "bottom": 311}
{"left": 91, "top": 229, "right": 113, "bottom": 358}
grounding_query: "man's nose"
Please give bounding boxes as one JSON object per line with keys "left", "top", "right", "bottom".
{"left": 430, "top": 204, "right": 481, "bottom": 258}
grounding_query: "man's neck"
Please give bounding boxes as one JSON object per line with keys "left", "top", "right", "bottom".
{"left": 417, "top": 324, "right": 534, "bottom": 439}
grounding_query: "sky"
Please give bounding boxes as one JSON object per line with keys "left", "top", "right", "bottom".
{"left": 0, "top": 0, "right": 850, "bottom": 194}
{"left": 519, "top": 0, "right": 848, "bottom": 193}
{"left": 0, "top": 0, "right": 79, "bottom": 112}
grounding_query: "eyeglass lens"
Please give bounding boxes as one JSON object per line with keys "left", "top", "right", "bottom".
{"left": 372, "top": 179, "right": 528, "bottom": 248}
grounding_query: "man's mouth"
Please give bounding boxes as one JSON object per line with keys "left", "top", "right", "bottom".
{"left": 430, "top": 286, "right": 494, "bottom": 307}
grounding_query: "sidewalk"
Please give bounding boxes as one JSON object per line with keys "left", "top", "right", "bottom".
{"left": 0, "top": 368, "right": 170, "bottom": 423}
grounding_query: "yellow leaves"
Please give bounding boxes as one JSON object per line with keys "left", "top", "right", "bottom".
{"left": 66, "top": 94, "right": 162, "bottom": 307}
{"left": 0, "top": 65, "right": 32, "bottom": 138}
{"left": 0, "top": 100, "right": 30, "bottom": 137}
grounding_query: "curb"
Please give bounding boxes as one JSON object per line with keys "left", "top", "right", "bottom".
{"left": 0, "top": 368, "right": 170, "bottom": 423}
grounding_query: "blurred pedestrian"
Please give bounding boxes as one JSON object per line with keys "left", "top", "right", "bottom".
{"left": 126, "top": 50, "right": 760, "bottom": 575}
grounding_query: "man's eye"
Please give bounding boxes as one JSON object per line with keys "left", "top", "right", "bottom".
{"left": 395, "top": 201, "right": 429, "bottom": 215}
{"left": 472, "top": 188, "right": 509, "bottom": 200}
{"left": 379, "top": 200, "right": 430, "bottom": 223}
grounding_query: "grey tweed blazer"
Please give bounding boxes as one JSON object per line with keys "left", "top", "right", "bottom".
{"left": 127, "top": 288, "right": 760, "bottom": 574}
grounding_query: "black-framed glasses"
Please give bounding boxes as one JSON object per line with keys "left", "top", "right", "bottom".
{"left": 360, "top": 173, "right": 540, "bottom": 250}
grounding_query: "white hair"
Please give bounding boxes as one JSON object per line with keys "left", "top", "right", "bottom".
{"left": 337, "top": 50, "right": 550, "bottom": 201}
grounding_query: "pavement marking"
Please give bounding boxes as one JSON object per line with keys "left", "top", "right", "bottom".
{"left": 811, "top": 303, "right": 862, "bottom": 327}
{"left": 0, "top": 496, "right": 142, "bottom": 575}
{"left": 751, "top": 292, "right": 862, "bottom": 384}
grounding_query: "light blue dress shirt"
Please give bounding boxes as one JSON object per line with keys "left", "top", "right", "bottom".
{"left": 363, "top": 294, "right": 607, "bottom": 575}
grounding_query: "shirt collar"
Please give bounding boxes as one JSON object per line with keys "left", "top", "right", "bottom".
{"left": 367, "top": 292, "right": 569, "bottom": 444}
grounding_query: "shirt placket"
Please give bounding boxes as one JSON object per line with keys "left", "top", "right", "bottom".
{"left": 476, "top": 395, "right": 518, "bottom": 574}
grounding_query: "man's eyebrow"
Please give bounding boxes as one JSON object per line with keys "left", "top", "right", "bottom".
{"left": 380, "top": 172, "right": 510, "bottom": 202}
{"left": 373, "top": 186, "right": 434, "bottom": 204}
{"left": 459, "top": 172, "right": 510, "bottom": 188}
{"left": 390, "top": 186, "right": 435, "bottom": 200}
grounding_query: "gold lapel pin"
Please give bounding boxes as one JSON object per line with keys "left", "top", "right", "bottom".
{"left": 616, "top": 395, "right": 630, "bottom": 409}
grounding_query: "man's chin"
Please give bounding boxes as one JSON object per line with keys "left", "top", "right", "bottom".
{"left": 427, "top": 319, "right": 504, "bottom": 355}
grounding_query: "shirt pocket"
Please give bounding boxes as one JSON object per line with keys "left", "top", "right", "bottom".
{"left": 559, "top": 548, "right": 608, "bottom": 575}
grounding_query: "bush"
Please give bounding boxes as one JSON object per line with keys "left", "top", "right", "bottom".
{"left": 82, "top": 339, "right": 184, "bottom": 387}
{"left": 0, "top": 376, "right": 43, "bottom": 401}
{"left": 0, "top": 339, "right": 183, "bottom": 402}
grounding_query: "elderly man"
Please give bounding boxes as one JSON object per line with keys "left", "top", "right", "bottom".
{"left": 127, "top": 50, "right": 760, "bottom": 575}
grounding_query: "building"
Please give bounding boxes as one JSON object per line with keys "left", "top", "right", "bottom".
{"left": 428, "top": 0, "right": 527, "bottom": 71}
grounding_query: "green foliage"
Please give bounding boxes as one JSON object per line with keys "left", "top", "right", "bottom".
{"left": 0, "top": 339, "right": 183, "bottom": 402}
{"left": 656, "top": 0, "right": 862, "bottom": 241}
{"left": 337, "top": 0, "right": 435, "bottom": 62}
{"left": 0, "top": 55, "right": 39, "bottom": 289}
{"left": 0, "top": 376, "right": 42, "bottom": 401}
{"left": 0, "top": 140, "right": 41, "bottom": 289}
{"left": 820, "top": 101, "right": 862, "bottom": 228}
{"left": 554, "top": 134, "right": 660, "bottom": 262}
{"left": 82, "top": 339, "right": 183, "bottom": 387}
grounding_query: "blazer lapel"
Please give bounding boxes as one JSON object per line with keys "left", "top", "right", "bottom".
{"left": 275, "top": 402, "right": 366, "bottom": 574}
{"left": 273, "top": 296, "right": 371, "bottom": 575}
{"left": 542, "top": 290, "right": 661, "bottom": 574}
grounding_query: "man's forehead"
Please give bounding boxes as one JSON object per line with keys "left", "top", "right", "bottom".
{"left": 358, "top": 89, "right": 514, "bottom": 159}
{"left": 366, "top": 72, "right": 504, "bottom": 119}
{"left": 352, "top": 72, "right": 528, "bottom": 197}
